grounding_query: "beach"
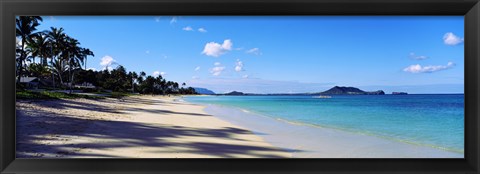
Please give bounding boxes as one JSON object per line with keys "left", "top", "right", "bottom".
{"left": 204, "top": 104, "right": 463, "bottom": 158}
{"left": 16, "top": 95, "right": 290, "bottom": 158}
{"left": 16, "top": 95, "right": 463, "bottom": 158}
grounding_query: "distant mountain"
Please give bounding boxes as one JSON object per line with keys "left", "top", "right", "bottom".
{"left": 318, "top": 86, "right": 385, "bottom": 95}
{"left": 224, "top": 91, "right": 244, "bottom": 95}
{"left": 193, "top": 87, "right": 215, "bottom": 95}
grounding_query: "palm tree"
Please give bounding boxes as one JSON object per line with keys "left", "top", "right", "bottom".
{"left": 138, "top": 71, "right": 146, "bottom": 83}
{"left": 26, "top": 32, "right": 49, "bottom": 66}
{"left": 16, "top": 16, "right": 43, "bottom": 84}
{"left": 82, "top": 48, "right": 94, "bottom": 70}
{"left": 173, "top": 82, "right": 179, "bottom": 93}
{"left": 63, "top": 36, "right": 84, "bottom": 94}
{"left": 51, "top": 58, "right": 67, "bottom": 86}
{"left": 131, "top": 72, "right": 138, "bottom": 93}
{"left": 46, "top": 27, "right": 67, "bottom": 89}
{"left": 26, "top": 63, "right": 50, "bottom": 79}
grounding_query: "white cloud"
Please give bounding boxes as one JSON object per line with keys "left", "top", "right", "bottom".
{"left": 214, "top": 62, "right": 221, "bottom": 66}
{"left": 194, "top": 66, "right": 201, "bottom": 71}
{"left": 192, "top": 76, "right": 199, "bottom": 79}
{"left": 153, "top": 71, "right": 167, "bottom": 77}
{"left": 443, "top": 32, "right": 464, "bottom": 45}
{"left": 403, "top": 62, "right": 455, "bottom": 73}
{"left": 202, "top": 39, "right": 233, "bottom": 57}
{"left": 100, "top": 55, "right": 116, "bottom": 68}
{"left": 145, "top": 50, "right": 150, "bottom": 54}
{"left": 409, "top": 52, "right": 428, "bottom": 60}
{"left": 170, "top": 17, "right": 177, "bottom": 24}
{"left": 154, "top": 17, "right": 161, "bottom": 22}
{"left": 242, "top": 75, "right": 249, "bottom": 78}
{"left": 210, "top": 66, "right": 225, "bottom": 76}
{"left": 235, "top": 59, "right": 244, "bottom": 72}
{"left": 182, "top": 26, "right": 193, "bottom": 31}
{"left": 222, "top": 40, "right": 233, "bottom": 50}
{"left": 246, "top": 48, "right": 262, "bottom": 55}
{"left": 198, "top": 28, "right": 207, "bottom": 33}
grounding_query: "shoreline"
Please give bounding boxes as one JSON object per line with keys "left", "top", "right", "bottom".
{"left": 15, "top": 94, "right": 463, "bottom": 158}
{"left": 196, "top": 103, "right": 463, "bottom": 158}
{"left": 16, "top": 95, "right": 290, "bottom": 158}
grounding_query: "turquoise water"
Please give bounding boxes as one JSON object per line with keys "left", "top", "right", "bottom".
{"left": 184, "top": 95, "right": 464, "bottom": 153}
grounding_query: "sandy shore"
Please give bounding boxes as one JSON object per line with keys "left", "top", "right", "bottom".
{"left": 204, "top": 104, "right": 463, "bottom": 158}
{"left": 16, "top": 95, "right": 290, "bottom": 158}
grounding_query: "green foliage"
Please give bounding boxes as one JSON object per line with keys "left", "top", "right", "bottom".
{"left": 109, "top": 92, "right": 133, "bottom": 99}
{"left": 16, "top": 17, "right": 196, "bottom": 96}
{"left": 78, "top": 66, "right": 197, "bottom": 95}
{"left": 26, "top": 63, "right": 50, "bottom": 78}
{"left": 16, "top": 91, "right": 103, "bottom": 100}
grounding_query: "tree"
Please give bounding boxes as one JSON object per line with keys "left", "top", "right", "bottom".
{"left": 16, "top": 16, "right": 43, "bottom": 84}
{"left": 82, "top": 48, "right": 94, "bottom": 70}
{"left": 128, "top": 72, "right": 138, "bottom": 93}
{"left": 111, "top": 66, "right": 128, "bottom": 92}
{"left": 25, "top": 32, "right": 49, "bottom": 66}
{"left": 63, "top": 36, "right": 83, "bottom": 94}
{"left": 45, "top": 27, "right": 67, "bottom": 89}
{"left": 26, "top": 63, "right": 50, "bottom": 79}
{"left": 50, "top": 58, "right": 67, "bottom": 87}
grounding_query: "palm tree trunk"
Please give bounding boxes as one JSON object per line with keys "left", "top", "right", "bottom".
{"left": 17, "top": 38, "right": 26, "bottom": 84}
{"left": 69, "top": 52, "right": 72, "bottom": 94}
{"left": 71, "top": 72, "right": 76, "bottom": 93}
{"left": 58, "top": 73, "right": 64, "bottom": 87}
{"left": 51, "top": 45, "right": 55, "bottom": 90}
{"left": 58, "top": 60, "right": 64, "bottom": 86}
{"left": 43, "top": 56, "right": 47, "bottom": 66}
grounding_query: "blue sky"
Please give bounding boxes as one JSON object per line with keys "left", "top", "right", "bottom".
{"left": 37, "top": 16, "right": 464, "bottom": 94}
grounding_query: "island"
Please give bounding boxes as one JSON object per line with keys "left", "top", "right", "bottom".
{"left": 317, "top": 86, "right": 385, "bottom": 95}
{"left": 224, "top": 91, "right": 245, "bottom": 95}
{"left": 211, "top": 86, "right": 385, "bottom": 96}
{"left": 193, "top": 87, "right": 216, "bottom": 95}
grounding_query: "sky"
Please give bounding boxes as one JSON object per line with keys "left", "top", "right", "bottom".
{"left": 36, "top": 16, "right": 464, "bottom": 94}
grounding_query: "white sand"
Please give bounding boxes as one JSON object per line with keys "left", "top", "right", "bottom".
{"left": 16, "top": 95, "right": 290, "bottom": 158}
{"left": 16, "top": 95, "right": 463, "bottom": 158}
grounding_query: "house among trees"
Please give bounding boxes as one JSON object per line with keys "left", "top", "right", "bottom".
{"left": 75, "top": 82, "right": 96, "bottom": 89}
{"left": 19, "top": 77, "right": 39, "bottom": 89}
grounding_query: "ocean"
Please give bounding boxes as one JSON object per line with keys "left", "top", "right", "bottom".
{"left": 184, "top": 94, "right": 464, "bottom": 154}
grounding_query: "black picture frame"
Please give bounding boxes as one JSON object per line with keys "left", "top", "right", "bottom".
{"left": 1, "top": 0, "right": 479, "bottom": 173}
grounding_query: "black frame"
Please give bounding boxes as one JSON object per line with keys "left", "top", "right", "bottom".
{"left": 1, "top": 0, "right": 479, "bottom": 173}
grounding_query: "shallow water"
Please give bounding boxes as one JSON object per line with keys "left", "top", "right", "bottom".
{"left": 185, "top": 95, "right": 464, "bottom": 155}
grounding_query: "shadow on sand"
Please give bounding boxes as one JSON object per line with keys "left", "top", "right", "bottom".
{"left": 16, "top": 97, "right": 297, "bottom": 158}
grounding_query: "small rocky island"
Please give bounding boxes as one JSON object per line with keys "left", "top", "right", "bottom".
{"left": 224, "top": 91, "right": 245, "bottom": 95}
{"left": 318, "top": 86, "right": 385, "bottom": 95}
{"left": 193, "top": 87, "right": 216, "bottom": 95}
{"left": 392, "top": 92, "right": 408, "bottom": 95}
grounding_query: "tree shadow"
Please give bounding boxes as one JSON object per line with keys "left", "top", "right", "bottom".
{"left": 16, "top": 99, "right": 298, "bottom": 158}
{"left": 126, "top": 107, "right": 211, "bottom": 116}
